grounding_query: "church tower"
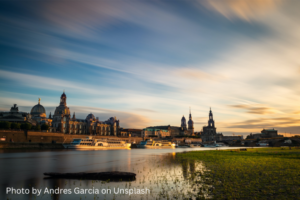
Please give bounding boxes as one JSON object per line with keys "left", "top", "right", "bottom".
{"left": 60, "top": 92, "right": 67, "bottom": 106}
{"left": 52, "top": 92, "right": 71, "bottom": 133}
{"left": 188, "top": 107, "right": 194, "bottom": 134}
{"left": 181, "top": 115, "right": 187, "bottom": 130}
{"left": 208, "top": 108, "right": 215, "bottom": 127}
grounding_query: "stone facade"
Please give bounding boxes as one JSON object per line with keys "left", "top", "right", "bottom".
{"left": 119, "top": 128, "right": 142, "bottom": 137}
{"left": 201, "top": 108, "right": 219, "bottom": 142}
{"left": 142, "top": 127, "right": 172, "bottom": 138}
{"left": 0, "top": 104, "right": 36, "bottom": 125}
{"left": 247, "top": 129, "right": 283, "bottom": 139}
{"left": 51, "top": 92, "right": 120, "bottom": 136}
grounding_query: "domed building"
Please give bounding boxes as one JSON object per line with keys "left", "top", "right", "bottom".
{"left": 31, "top": 99, "right": 46, "bottom": 117}
{"left": 51, "top": 92, "right": 120, "bottom": 135}
{"left": 86, "top": 114, "right": 95, "bottom": 121}
{"left": 30, "top": 98, "right": 51, "bottom": 125}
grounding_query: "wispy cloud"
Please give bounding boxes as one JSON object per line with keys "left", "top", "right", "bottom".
{"left": 200, "top": 0, "right": 282, "bottom": 21}
{"left": 133, "top": 108, "right": 157, "bottom": 113}
{"left": 229, "top": 104, "right": 278, "bottom": 115}
{"left": 174, "top": 68, "right": 226, "bottom": 82}
{"left": 227, "top": 117, "right": 300, "bottom": 129}
{"left": 63, "top": 105, "right": 154, "bottom": 129}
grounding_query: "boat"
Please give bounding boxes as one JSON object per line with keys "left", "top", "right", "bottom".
{"left": 137, "top": 139, "right": 175, "bottom": 148}
{"left": 189, "top": 144, "right": 202, "bottom": 148}
{"left": 215, "top": 143, "right": 228, "bottom": 147}
{"left": 203, "top": 144, "right": 217, "bottom": 147}
{"left": 63, "top": 137, "right": 131, "bottom": 149}
{"left": 175, "top": 144, "right": 190, "bottom": 148}
{"left": 256, "top": 142, "right": 269, "bottom": 147}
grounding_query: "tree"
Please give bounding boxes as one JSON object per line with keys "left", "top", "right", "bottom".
{"left": 21, "top": 123, "right": 32, "bottom": 130}
{"left": 41, "top": 124, "right": 49, "bottom": 131}
{"left": 11, "top": 123, "right": 21, "bottom": 129}
{"left": 3, "top": 121, "right": 11, "bottom": 129}
{"left": 35, "top": 124, "right": 41, "bottom": 131}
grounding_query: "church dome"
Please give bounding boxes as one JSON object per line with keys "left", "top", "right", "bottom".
{"left": 31, "top": 98, "right": 46, "bottom": 116}
{"left": 86, "top": 113, "right": 95, "bottom": 121}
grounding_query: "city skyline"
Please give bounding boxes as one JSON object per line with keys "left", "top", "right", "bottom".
{"left": 1, "top": 0, "right": 300, "bottom": 136}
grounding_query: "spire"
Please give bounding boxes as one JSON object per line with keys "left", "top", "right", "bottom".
{"left": 72, "top": 112, "right": 76, "bottom": 120}
{"left": 60, "top": 91, "right": 67, "bottom": 106}
{"left": 188, "top": 107, "right": 193, "bottom": 130}
{"left": 208, "top": 108, "right": 215, "bottom": 127}
{"left": 49, "top": 112, "right": 52, "bottom": 119}
{"left": 38, "top": 98, "right": 41, "bottom": 105}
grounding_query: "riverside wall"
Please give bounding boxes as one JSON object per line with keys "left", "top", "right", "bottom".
{"left": 0, "top": 130, "right": 144, "bottom": 149}
{"left": 0, "top": 130, "right": 205, "bottom": 149}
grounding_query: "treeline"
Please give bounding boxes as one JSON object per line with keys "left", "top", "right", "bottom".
{"left": 0, "top": 121, "right": 49, "bottom": 131}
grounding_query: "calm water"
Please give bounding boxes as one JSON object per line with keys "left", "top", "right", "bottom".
{"left": 0, "top": 147, "right": 244, "bottom": 200}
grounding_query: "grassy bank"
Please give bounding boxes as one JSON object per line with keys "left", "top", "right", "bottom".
{"left": 177, "top": 147, "right": 300, "bottom": 199}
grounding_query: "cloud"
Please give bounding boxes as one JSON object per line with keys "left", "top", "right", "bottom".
{"left": 0, "top": 69, "right": 115, "bottom": 95}
{"left": 227, "top": 117, "right": 300, "bottom": 129}
{"left": 66, "top": 106, "right": 153, "bottom": 128}
{"left": 229, "top": 104, "right": 278, "bottom": 114}
{"left": 133, "top": 108, "right": 157, "bottom": 113}
{"left": 174, "top": 68, "right": 226, "bottom": 82}
{"left": 201, "top": 0, "right": 282, "bottom": 21}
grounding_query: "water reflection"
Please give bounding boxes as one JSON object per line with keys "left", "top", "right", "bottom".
{"left": 1, "top": 147, "right": 241, "bottom": 199}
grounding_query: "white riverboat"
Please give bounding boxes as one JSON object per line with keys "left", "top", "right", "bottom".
{"left": 63, "top": 137, "right": 131, "bottom": 149}
{"left": 189, "top": 144, "right": 202, "bottom": 148}
{"left": 137, "top": 139, "right": 175, "bottom": 148}
{"left": 256, "top": 142, "right": 269, "bottom": 147}
{"left": 203, "top": 142, "right": 228, "bottom": 148}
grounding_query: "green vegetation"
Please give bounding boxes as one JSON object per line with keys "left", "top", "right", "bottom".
{"left": 41, "top": 123, "right": 49, "bottom": 130}
{"left": 35, "top": 124, "right": 41, "bottom": 131}
{"left": 0, "top": 121, "right": 11, "bottom": 129}
{"left": 11, "top": 122, "right": 21, "bottom": 129}
{"left": 177, "top": 147, "right": 300, "bottom": 199}
{"left": 20, "top": 123, "right": 32, "bottom": 130}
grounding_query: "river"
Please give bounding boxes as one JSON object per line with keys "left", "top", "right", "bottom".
{"left": 0, "top": 147, "right": 244, "bottom": 200}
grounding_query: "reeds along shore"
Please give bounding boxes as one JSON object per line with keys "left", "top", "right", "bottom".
{"left": 176, "top": 147, "right": 300, "bottom": 199}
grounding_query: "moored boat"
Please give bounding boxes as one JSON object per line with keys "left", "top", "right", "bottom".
{"left": 136, "top": 139, "right": 175, "bottom": 148}
{"left": 63, "top": 137, "right": 131, "bottom": 149}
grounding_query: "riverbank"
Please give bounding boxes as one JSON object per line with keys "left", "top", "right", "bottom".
{"left": 177, "top": 147, "right": 300, "bottom": 199}
{"left": 0, "top": 142, "right": 63, "bottom": 149}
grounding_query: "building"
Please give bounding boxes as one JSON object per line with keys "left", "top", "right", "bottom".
{"left": 261, "top": 129, "right": 280, "bottom": 137}
{"left": 201, "top": 108, "right": 219, "bottom": 142}
{"left": 51, "top": 92, "right": 120, "bottom": 135}
{"left": 187, "top": 108, "right": 194, "bottom": 135}
{"left": 247, "top": 129, "right": 283, "bottom": 139}
{"left": 0, "top": 104, "right": 36, "bottom": 125}
{"left": 222, "top": 135, "right": 243, "bottom": 142}
{"left": 119, "top": 128, "right": 142, "bottom": 137}
{"left": 30, "top": 98, "right": 52, "bottom": 126}
{"left": 142, "top": 108, "right": 195, "bottom": 138}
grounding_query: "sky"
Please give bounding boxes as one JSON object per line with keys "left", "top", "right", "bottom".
{"left": 0, "top": 0, "right": 300, "bottom": 136}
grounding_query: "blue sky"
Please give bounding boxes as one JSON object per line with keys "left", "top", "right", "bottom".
{"left": 1, "top": 0, "right": 300, "bottom": 136}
